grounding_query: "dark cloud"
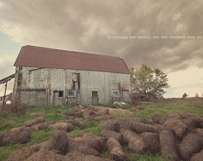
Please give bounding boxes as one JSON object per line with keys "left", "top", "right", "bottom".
{"left": 0, "top": 0, "right": 203, "bottom": 72}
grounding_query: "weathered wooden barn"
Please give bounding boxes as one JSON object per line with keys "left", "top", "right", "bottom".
{"left": 12, "top": 45, "right": 131, "bottom": 106}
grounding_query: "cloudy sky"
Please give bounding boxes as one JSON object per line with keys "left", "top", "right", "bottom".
{"left": 0, "top": 0, "right": 203, "bottom": 98}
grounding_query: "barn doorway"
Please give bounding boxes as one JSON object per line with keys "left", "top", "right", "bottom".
{"left": 53, "top": 90, "right": 64, "bottom": 106}
{"left": 92, "top": 91, "right": 98, "bottom": 105}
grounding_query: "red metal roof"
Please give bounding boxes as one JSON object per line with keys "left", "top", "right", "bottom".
{"left": 14, "top": 45, "right": 130, "bottom": 74}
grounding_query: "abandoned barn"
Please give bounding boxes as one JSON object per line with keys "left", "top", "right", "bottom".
{"left": 12, "top": 45, "right": 131, "bottom": 106}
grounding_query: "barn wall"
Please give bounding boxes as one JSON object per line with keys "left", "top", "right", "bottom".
{"left": 13, "top": 67, "right": 131, "bottom": 106}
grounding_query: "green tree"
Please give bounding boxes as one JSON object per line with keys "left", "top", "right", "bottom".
{"left": 131, "top": 64, "right": 170, "bottom": 99}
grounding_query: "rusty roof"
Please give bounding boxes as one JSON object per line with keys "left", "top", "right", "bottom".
{"left": 14, "top": 45, "right": 130, "bottom": 74}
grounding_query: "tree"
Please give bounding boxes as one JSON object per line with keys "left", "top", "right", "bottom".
{"left": 131, "top": 64, "right": 170, "bottom": 99}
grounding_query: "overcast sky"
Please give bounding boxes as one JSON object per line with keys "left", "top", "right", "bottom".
{"left": 0, "top": 0, "right": 203, "bottom": 98}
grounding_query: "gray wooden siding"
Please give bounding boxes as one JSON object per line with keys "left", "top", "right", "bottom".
{"left": 13, "top": 67, "right": 131, "bottom": 106}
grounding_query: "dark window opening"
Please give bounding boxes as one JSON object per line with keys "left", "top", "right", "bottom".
{"left": 59, "top": 91, "right": 63, "bottom": 97}
{"left": 92, "top": 91, "right": 98, "bottom": 97}
{"left": 72, "top": 80, "right": 76, "bottom": 90}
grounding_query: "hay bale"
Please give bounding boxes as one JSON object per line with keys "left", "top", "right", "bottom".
{"left": 159, "top": 128, "right": 180, "bottom": 161}
{"left": 62, "top": 107, "right": 83, "bottom": 117}
{"left": 163, "top": 117, "right": 188, "bottom": 140}
{"left": 69, "top": 139, "right": 100, "bottom": 156}
{"left": 49, "top": 131, "right": 69, "bottom": 155}
{"left": 182, "top": 111, "right": 195, "bottom": 118}
{"left": 183, "top": 117, "right": 202, "bottom": 129}
{"left": 106, "top": 137, "right": 127, "bottom": 161}
{"left": 116, "top": 118, "right": 136, "bottom": 130}
{"left": 195, "top": 128, "right": 203, "bottom": 137}
{"left": 94, "top": 109, "right": 109, "bottom": 116}
{"left": 82, "top": 110, "right": 92, "bottom": 120}
{"left": 98, "top": 120, "right": 121, "bottom": 132}
{"left": 100, "top": 129, "right": 122, "bottom": 143}
{"left": 130, "top": 121, "right": 156, "bottom": 134}
{"left": 151, "top": 114, "right": 165, "bottom": 125}
{"left": 66, "top": 120, "right": 86, "bottom": 129}
{"left": 48, "top": 122, "right": 74, "bottom": 132}
{"left": 93, "top": 115, "right": 111, "bottom": 121}
{"left": 10, "top": 127, "right": 31, "bottom": 132}
{"left": 140, "top": 132, "right": 160, "bottom": 154}
{"left": 24, "top": 117, "right": 45, "bottom": 127}
{"left": 82, "top": 133, "right": 108, "bottom": 151}
{"left": 179, "top": 133, "right": 203, "bottom": 160}
{"left": 120, "top": 129, "right": 146, "bottom": 153}
{"left": 31, "top": 121, "right": 54, "bottom": 131}
{"left": 5, "top": 145, "right": 40, "bottom": 161}
{"left": 64, "top": 151, "right": 113, "bottom": 161}
{"left": 0, "top": 130, "right": 30, "bottom": 146}
{"left": 25, "top": 150, "right": 64, "bottom": 161}
{"left": 169, "top": 111, "right": 181, "bottom": 118}
{"left": 190, "top": 150, "right": 203, "bottom": 161}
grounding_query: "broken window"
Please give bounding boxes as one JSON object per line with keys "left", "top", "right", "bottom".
{"left": 112, "top": 90, "right": 120, "bottom": 97}
{"left": 59, "top": 91, "right": 63, "bottom": 97}
{"left": 68, "top": 91, "right": 76, "bottom": 97}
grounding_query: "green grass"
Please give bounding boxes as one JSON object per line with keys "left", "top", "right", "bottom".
{"left": 0, "top": 98, "right": 203, "bottom": 161}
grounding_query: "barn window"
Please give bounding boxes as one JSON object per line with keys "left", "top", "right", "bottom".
{"left": 59, "top": 91, "right": 63, "bottom": 97}
{"left": 68, "top": 91, "right": 76, "bottom": 97}
{"left": 112, "top": 91, "right": 120, "bottom": 97}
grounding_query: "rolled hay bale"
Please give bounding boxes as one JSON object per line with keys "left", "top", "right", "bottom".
{"left": 23, "top": 117, "right": 45, "bottom": 127}
{"left": 31, "top": 121, "right": 54, "bottom": 131}
{"left": 49, "top": 131, "right": 69, "bottom": 155}
{"left": 66, "top": 120, "right": 86, "bottom": 129}
{"left": 93, "top": 109, "right": 109, "bottom": 116}
{"left": 61, "top": 107, "right": 83, "bottom": 117}
{"left": 195, "top": 128, "right": 203, "bottom": 137}
{"left": 82, "top": 133, "right": 108, "bottom": 151}
{"left": 100, "top": 129, "right": 123, "bottom": 143}
{"left": 120, "top": 129, "right": 146, "bottom": 153}
{"left": 64, "top": 151, "right": 114, "bottom": 161}
{"left": 140, "top": 132, "right": 160, "bottom": 154}
{"left": 98, "top": 120, "right": 121, "bottom": 132}
{"left": 25, "top": 150, "right": 64, "bottom": 161}
{"left": 169, "top": 111, "right": 181, "bottom": 118}
{"left": 5, "top": 145, "right": 40, "bottom": 161}
{"left": 163, "top": 117, "right": 188, "bottom": 140}
{"left": 159, "top": 128, "right": 180, "bottom": 161}
{"left": 69, "top": 139, "right": 100, "bottom": 156}
{"left": 179, "top": 133, "right": 203, "bottom": 160}
{"left": 106, "top": 137, "right": 127, "bottom": 161}
{"left": 137, "top": 118, "right": 154, "bottom": 125}
{"left": 47, "top": 122, "right": 74, "bottom": 132}
{"left": 93, "top": 115, "right": 111, "bottom": 121}
{"left": 82, "top": 110, "right": 93, "bottom": 120}
{"left": 130, "top": 121, "right": 156, "bottom": 134}
{"left": 183, "top": 117, "right": 202, "bottom": 129}
{"left": 151, "top": 113, "right": 165, "bottom": 125}
{"left": 10, "top": 126, "right": 31, "bottom": 133}
{"left": 181, "top": 111, "right": 195, "bottom": 118}
{"left": 190, "top": 149, "right": 203, "bottom": 161}
{"left": 116, "top": 118, "right": 136, "bottom": 130}
{"left": 0, "top": 130, "right": 30, "bottom": 146}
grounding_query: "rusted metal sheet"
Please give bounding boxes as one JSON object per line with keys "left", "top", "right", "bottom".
{"left": 14, "top": 45, "right": 131, "bottom": 74}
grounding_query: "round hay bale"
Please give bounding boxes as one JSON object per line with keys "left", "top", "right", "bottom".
{"left": 10, "top": 127, "right": 31, "bottom": 133}
{"left": 31, "top": 121, "right": 54, "bottom": 131}
{"left": 64, "top": 151, "right": 114, "bottom": 161}
{"left": 151, "top": 114, "right": 165, "bottom": 125}
{"left": 69, "top": 139, "right": 100, "bottom": 156}
{"left": 107, "top": 138, "right": 127, "bottom": 161}
{"left": 169, "top": 111, "right": 181, "bottom": 118}
{"left": 179, "top": 133, "right": 203, "bottom": 160}
{"left": 100, "top": 129, "right": 122, "bottom": 144}
{"left": 24, "top": 117, "right": 45, "bottom": 127}
{"left": 159, "top": 128, "right": 180, "bottom": 161}
{"left": 140, "top": 132, "right": 160, "bottom": 154}
{"left": 182, "top": 111, "right": 195, "bottom": 118}
{"left": 0, "top": 130, "right": 30, "bottom": 146}
{"left": 120, "top": 129, "right": 146, "bottom": 153}
{"left": 195, "top": 128, "right": 203, "bottom": 137}
{"left": 130, "top": 121, "right": 156, "bottom": 134}
{"left": 93, "top": 115, "right": 111, "bottom": 121}
{"left": 5, "top": 145, "right": 40, "bottom": 161}
{"left": 49, "top": 131, "right": 69, "bottom": 155}
{"left": 82, "top": 133, "right": 108, "bottom": 151}
{"left": 82, "top": 110, "right": 92, "bottom": 120}
{"left": 48, "top": 122, "right": 74, "bottom": 132}
{"left": 94, "top": 109, "right": 109, "bottom": 116}
{"left": 190, "top": 150, "right": 203, "bottom": 161}
{"left": 66, "top": 120, "right": 86, "bottom": 129}
{"left": 25, "top": 150, "right": 64, "bottom": 161}
{"left": 183, "top": 117, "right": 202, "bottom": 129}
{"left": 116, "top": 118, "right": 135, "bottom": 130}
{"left": 98, "top": 120, "right": 121, "bottom": 132}
{"left": 62, "top": 107, "right": 83, "bottom": 117}
{"left": 163, "top": 117, "right": 188, "bottom": 140}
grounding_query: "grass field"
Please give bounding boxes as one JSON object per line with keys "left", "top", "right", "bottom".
{"left": 0, "top": 97, "right": 203, "bottom": 161}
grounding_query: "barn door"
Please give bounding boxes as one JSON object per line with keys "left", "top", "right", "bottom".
{"left": 53, "top": 91, "right": 64, "bottom": 106}
{"left": 92, "top": 91, "right": 98, "bottom": 105}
